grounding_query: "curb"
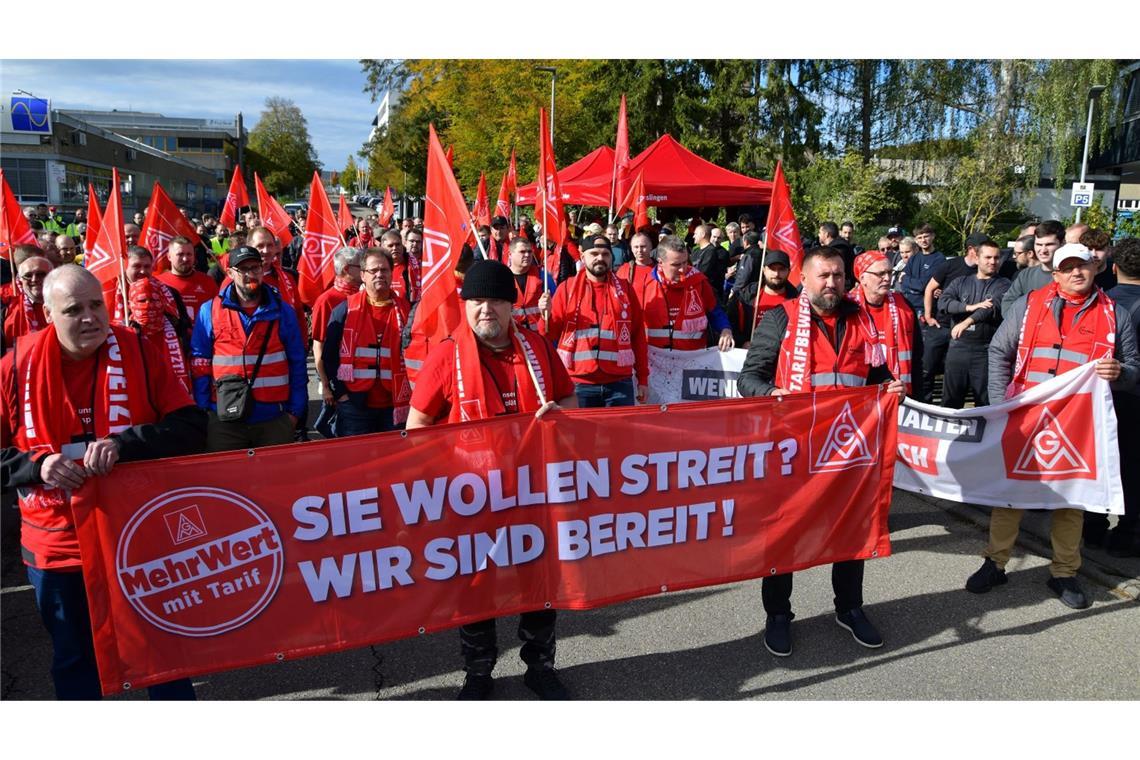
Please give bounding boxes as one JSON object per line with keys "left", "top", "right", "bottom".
{"left": 905, "top": 490, "right": 1140, "bottom": 602}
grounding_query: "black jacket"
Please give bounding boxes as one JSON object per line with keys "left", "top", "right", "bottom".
{"left": 738, "top": 298, "right": 892, "bottom": 397}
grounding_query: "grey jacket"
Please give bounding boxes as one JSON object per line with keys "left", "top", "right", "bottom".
{"left": 988, "top": 290, "right": 1140, "bottom": 403}
{"left": 1000, "top": 265, "right": 1052, "bottom": 318}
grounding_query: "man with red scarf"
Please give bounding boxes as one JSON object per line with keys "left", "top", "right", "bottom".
{"left": 322, "top": 249, "right": 410, "bottom": 436}
{"left": 2, "top": 253, "right": 52, "bottom": 350}
{"left": 506, "top": 237, "right": 556, "bottom": 333}
{"left": 407, "top": 260, "right": 576, "bottom": 700}
{"left": 615, "top": 232, "right": 657, "bottom": 294}
{"left": 156, "top": 236, "right": 218, "bottom": 326}
{"left": 849, "top": 250, "right": 924, "bottom": 397}
{"left": 548, "top": 235, "right": 650, "bottom": 407}
{"left": 639, "top": 235, "right": 734, "bottom": 351}
{"left": 311, "top": 247, "right": 363, "bottom": 435}
{"left": 380, "top": 229, "right": 422, "bottom": 304}
{"left": 967, "top": 243, "right": 1139, "bottom": 609}
{"left": 738, "top": 246, "right": 905, "bottom": 658}
{"left": 1, "top": 265, "right": 206, "bottom": 699}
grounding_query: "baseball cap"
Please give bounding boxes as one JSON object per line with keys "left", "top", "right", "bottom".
{"left": 491, "top": 215, "right": 509, "bottom": 228}
{"left": 886, "top": 226, "right": 903, "bottom": 237}
{"left": 1052, "top": 243, "right": 1092, "bottom": 269}
{"left": 763, "top": 250, "right": 791, "bottom": 268}
{"left": 965, "top": 232, "right": 990, "bottom": 250}
{"left": 583, "top": 235, "right": 612, "bottom": 254}
{"left": 227, "top": 246, "right": 263, "bottom": 269}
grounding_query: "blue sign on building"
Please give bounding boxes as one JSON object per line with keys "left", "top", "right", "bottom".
{"left": 9, "top": 97, "right": 51, "bottom": 133}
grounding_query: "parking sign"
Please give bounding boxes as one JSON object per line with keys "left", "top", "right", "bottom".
{"left": 1070, "top": 182, "right": 1094, "bottom": 208}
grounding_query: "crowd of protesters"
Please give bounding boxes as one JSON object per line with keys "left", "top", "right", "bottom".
{"left": 2, "top": 195, "right": 1138, "bottom": 701}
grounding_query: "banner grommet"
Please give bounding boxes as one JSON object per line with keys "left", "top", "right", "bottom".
{"left": 400, "top": 430, "right": 408, "bottom": 438}
{"left": 659, "top": 404, "right": 668, "bottom": 412}
{"left": 122, "top": 682, "right": 131, "bottom": 690}
{"left": 544, "top": 601, "right": 551, "bottom": 609}
{"left": 660, "top": 585, "right": 667, "bottom": 593}
{"left": 418, "top": 627, "right": 426, "bottom": 635}
{"left": 246, "top": 449, "right": 255, "bottom": 457}
{"left": 871, "top": 551, "right": 878, "bottom": 557}
{"left": 275, "top": 653, "right": 285, "bottom": 661}
{"left": 769, "top": 568, "right": 777, "bottom": 575}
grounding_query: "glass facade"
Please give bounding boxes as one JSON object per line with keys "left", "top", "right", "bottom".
{"left": 0, "top": 157, "right": 48, "bottom": 203}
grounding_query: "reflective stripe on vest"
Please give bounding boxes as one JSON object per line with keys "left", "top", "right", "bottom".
{"left": 1030, "top": 346, "right": 1090, "bottom": 365}
{"left": 897, "top": 350, "right": 912, "bottom": 361}
{"left": 213, "top": 351, "right": 288, "bottom": 367}
{"left": 646, "top": 328, "right": 704, "bottom": 340}
{"left": 573, "top": 327, "right": 616, "bottom": 340}
{"left": 210, "top": 300, "right": 290, "bottom": 403}
{"left": 810, "top": 372, "right": 867, "bottom": 387}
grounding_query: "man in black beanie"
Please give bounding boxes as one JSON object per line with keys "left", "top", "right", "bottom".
{"left": 407, "top": 259, "right": 577, "bottom": 700}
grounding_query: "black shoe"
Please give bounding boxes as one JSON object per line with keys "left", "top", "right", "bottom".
{"left": 523, "top": 666, "right": 570, "bottom": 700}
{"left": 966, "top": 558, "right": 1008, "bottom": 594}
{"left": 835, "top": 608, "right": 884, "bottom": 649}
{"left": 1106, "top": 530, "right": 1140, "bottom": 559}
{"left": 763, "top": 614, "right": 793, "bottom": 657}
{"left": 456, "top": 673, "right": 494, "bottom": 700}
{"left": 1046, "top": 576, "right": 1090, "bottom": 610}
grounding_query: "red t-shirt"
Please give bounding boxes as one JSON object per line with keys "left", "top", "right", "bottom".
{"left": 863, "top": 299, "right": 891, "bottom": 338}
{"left": 157, "top": 270, "right": 219, "bottom": 324}
{"left": 756, "top": 289, "right": 792, "bottom": 321}
{"left": 311, "top": 286, "right": 352, "bottom": 343}
{"left": 411, "top": 338, "right": 575, "bottom": 421}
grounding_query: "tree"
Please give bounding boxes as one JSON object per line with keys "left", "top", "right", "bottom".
{"left": 247, "top": 97, "right": 320, "bottom": 197}
{"left": 342, "top": 155, "right": 359, "bottom": 193}
{"left": 788, "top": 154, "right": 887, "bottom": 233}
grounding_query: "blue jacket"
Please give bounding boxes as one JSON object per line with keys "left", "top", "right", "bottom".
{"left": 191, "top": 283, "right": 308, "bottom": 423}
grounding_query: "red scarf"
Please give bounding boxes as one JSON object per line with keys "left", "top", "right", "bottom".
{"left": 1010, "top": 282, "right": 1117, "bottom": 397}
{"left": 267, "top": 264, "right": 298, "bottom": 308}
{"left": 333, "top": 277, "right": 360, "bottom": 297}
{"left": 126, "top": 278, "right": 191, "bottom": 392}
{"left": 450, "top": 324, "right": 547, "bottom": 423}
{"left": 5, "top": 287, "right": 46, "bottom": 341}
{"left": 777, "top": 293, "right": 880, "bottom": 392}
{"left": 336, "top": 291, "right": 411, "bottom": 423}
{"left": 642, "top": 265, "right": 709, "bottom": 333}
{"left": 848, "top": 286, "right": 907, "bottom": 378}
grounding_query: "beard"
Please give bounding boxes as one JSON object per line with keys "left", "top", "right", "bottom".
{"left": 473, "top": 320, "right": 503, "bottom": 342}
{"left": 588, "top": 261, "right": 610, "bottom": 277}
{"left": 810, "top": 290, "right": 840, "bottom": 312}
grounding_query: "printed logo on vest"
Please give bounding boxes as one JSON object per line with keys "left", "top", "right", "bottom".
{"left": 809, "top": 400, "right": 876, "bottom": 473}
{"left": 685, "top": 289, "right": 703, "bottom": 316}
{"left": 618, "top": 322, "right": 631, "bottom": 344}
{"left": 116, "top": 488, "right": 284, "bottom": 638}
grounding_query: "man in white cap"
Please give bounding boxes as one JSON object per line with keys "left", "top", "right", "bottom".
{"left": 967, "top": 242, "right": 1139, "bottom": 609}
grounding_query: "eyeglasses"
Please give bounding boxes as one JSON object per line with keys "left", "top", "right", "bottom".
{"left": 863, "top": 269, "right": 892, "bottom": 280}
{"left": 233, "top": 266, "right": 263, "bottom": 277}
{"left": 20, "top": 272, "right": 49, "bottom": 282}
{"left": 362, "top": 267, "right": 389, "bottom": 277}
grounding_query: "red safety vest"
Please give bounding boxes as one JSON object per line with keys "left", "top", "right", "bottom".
{"left": 512, "top": 267, "right": 546, "bottom": 332}
{"left": 849, "top": 287, "right": 916, "bottom": 395}
{"left": 336, "top": 292, "right": 409, "bottom": 396}
{"left": 210, "top": 299, "right": 290, "bottom": 403}
{"left": 776, "top": 298, "right": 874, "bottom": 391}
{"left": 554, "top": 273, "right": 637, "bottom": 378}
{"left": 1009, "top": 284, "right": 1117, "bottom": 397}
{"left": 640, "top": 267, "right": 711, "bottom": 350}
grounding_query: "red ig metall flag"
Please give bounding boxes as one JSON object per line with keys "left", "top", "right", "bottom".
{"left": 410, "top": 124, "right": 470, "bottom": 348}
{"left": 763, "top": 160, "right": 805, "bottom": 287}
{"left": 337, "top": 192, "right": 354, "bottom": 234}
{"left": 84, "top": 182, "right": 104, "bottom": 256}
{"left": 86, "top": 167, "right": 126, "bottom": 287}
{"left": 139, "top": 180, "right": 202, "bottom": 272}
{"left": 218, "top": 168, "right": 250, "bottom": 230}
{"left": 253, "top": 173, "right": 295, "bottom": 247}
{"left": 535, "top": 108, "right": 566, "bottom": 252}
{"left": 615, "top": 171, "right": 649, "bottom": 233}
{"left": 472, "top": 171, "right": 491, "bottom": 229}
{"left": 0, "top": 169, "right": 37, "bottom": 260}
{"left": 611, "top": 93, "right": 631, "bottom": 215}
{"left": 379, "top": 186, "right": 395, "bottom": 227}
{"left": 298, "top": 171, "right": 343, "bottom": 305}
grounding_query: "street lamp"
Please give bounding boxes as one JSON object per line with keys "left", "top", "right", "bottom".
{"left": 535, "top": 66, "right": 556, "bottom": 143}
{"left": 1076, "top": 84, "right": 1107, "bottom": 223}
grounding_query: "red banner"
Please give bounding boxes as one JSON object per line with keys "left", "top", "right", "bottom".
{"left": 75, "top": 386, "right": 895, "bottom": 695}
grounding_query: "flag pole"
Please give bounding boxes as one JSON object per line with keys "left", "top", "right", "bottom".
{"left": 750, "top": 236, "right": 770, "bottom": 334}
{"left": 514, "top": 323, "right": 548, "bottom": 406}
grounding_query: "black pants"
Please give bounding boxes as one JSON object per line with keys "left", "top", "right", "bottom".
{"left": 920, "top": 324, "right": 950, "bottom": 404}
{"left": 942, "top": 341, "right": 989, "bottom": 408}
{"left": 459, "top": 610, "right": 556, "bottom": 676}
{"left": 1085, "top": 394, "right": 1140, "bottom": 549}
{"left": 761, "top": 559, "right": 864, "bottom": 616}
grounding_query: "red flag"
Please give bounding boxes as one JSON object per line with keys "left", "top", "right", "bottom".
{"left": 445, "top": 145, "right": 454, "bottom": 169}
{"left": 84, "top": 184, "right": 104, "bottom": 257}
{"left": 495, "top": 171, "right": 512, "bottom": 219}
{"left": 506, "top": 149, "right": 517, "bottom": 198}
{"left": 615, "top": 171, "right": 649, "bottom": 233}
{"left": 87, "top": 168, "right": 126, "bottom": 286}
{"left": 1, "top": 169, "right": 37, "bottom": 261}
{"left": 611, "top": 93, "right": 631, "bottom": 215}
{"left": 410, "top": 124, "right": 470, "bottom": 349}
{"left": 379, "top": 187, "right": 395, "bottom": 227}
{"left": 763, "top": 161, "right": 805, "bottom": 287}
{"left": 139, "top": 181, "right": 202, "bottom": 272}
{"left": 253, "top": 173, "right": 295, "bottom": 247}
{"left": 298, "top": 171, "right": 343, "bottom": 305}
{"left": 472, "top": 172, "right": 491, "bottom": 228}
{"left": 535, "top": 108, "right": 566, "bottom": 253}
{"left": 337, "top": 192, "right": 354, "bottom": 234}
{"left": 219, "top": 168, "right": 250, "bottom": 229}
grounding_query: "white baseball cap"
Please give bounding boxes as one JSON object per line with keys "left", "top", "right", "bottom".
{"left": 1052, "top": 243, "right": 1092, "bottom": 269}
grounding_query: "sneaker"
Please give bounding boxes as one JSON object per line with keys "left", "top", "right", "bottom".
{"left": 763, "top": 614, "right": 793, "bottom": 657}
{"left": 835, "top": 608, "right": 884, "bottom": 649}
{"left": 523, "top": 666, "right": 570, "bottom": 700}
{"left": 965, "top": 558, "right": 1008, "bottom": 594}
{"left": 1046, "top": 576, "right": 1091, "bottom": 610}
{"left": 456, "top": 673, "right": 494, "bottom": 700}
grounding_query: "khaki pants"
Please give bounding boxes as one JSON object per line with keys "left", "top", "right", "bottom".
{"left": 206, "top": 411, "right": 295, "bottom": 453}
{"left": 984, "top": 507, "right": 1084, "bottom": 578}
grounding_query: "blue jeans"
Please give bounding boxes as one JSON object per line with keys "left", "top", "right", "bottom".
{"left": 27, "top": 566, "right": 196, "bottom": 700}
{"left": 573, "top": 378, "right": 636, "bottom": 408}
{"left": 333, "top": 394, "right": 398, "bottom": 437}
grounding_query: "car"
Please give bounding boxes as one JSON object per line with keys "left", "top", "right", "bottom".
{"left": 283, "top": 202, "right": 308, "bottom": 216}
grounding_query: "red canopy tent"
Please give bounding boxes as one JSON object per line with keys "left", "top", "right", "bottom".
{"left": 516, "top": 145, "right": 614, "bottom": 206}
{"left": 517, "top": 135, "right": 771, "bottom": 208}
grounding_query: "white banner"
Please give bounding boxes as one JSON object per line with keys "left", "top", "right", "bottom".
{"left": 645, "top": 346, "right": 747, "bottom": 405}
{"left": 892, "top": 363, "right": 1122, "bottom": 514}
{"left": 646, "top": 350, "right": 1122, "bottom": 515}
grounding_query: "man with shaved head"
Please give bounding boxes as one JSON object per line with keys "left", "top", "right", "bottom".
{"left": 1, "top": 265, "right": 206, "bottom": 699}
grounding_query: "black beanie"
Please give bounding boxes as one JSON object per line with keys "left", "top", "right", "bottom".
{"left": 460, "top": 259, "right": 517, "bottom": 302}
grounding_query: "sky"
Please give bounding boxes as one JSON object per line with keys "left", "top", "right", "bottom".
{"left": 1, "top": 59, "right": 380, "bottom": 171}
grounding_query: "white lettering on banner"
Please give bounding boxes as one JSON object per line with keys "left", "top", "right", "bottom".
{"left": 892, "top": 364, "right": 1124, "bottom": 514}
{"left": 291, "top": 488, "right": 383, "bottom": 541}
{"left": 423, "top": 524, "right": 545, "bottom": 580}
{"left": 297, "top": 547, "right": 414, "bottom": 602}
{"left": 557, "top": 500, "right": 730, "bottom": 560}
{"left": 1012, "top": 408, "right": 1091, "bottom": 476}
